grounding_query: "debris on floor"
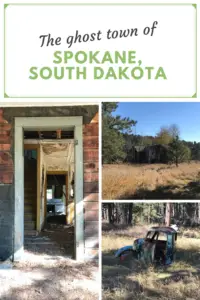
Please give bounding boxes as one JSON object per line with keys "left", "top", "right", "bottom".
{"left": 25, "top": 222, "right": 74, "bottom": 258}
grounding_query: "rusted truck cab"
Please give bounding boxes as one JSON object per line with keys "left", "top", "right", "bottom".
{"left": 133, "top": 227, "right": 177, "bottom": 265}
{"left": 115, "top": 226, "right": 177, "bottom": 265}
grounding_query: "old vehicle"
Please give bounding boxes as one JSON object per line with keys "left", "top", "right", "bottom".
{"left": 115, "top": 226, "right": 177, "bottom": 265}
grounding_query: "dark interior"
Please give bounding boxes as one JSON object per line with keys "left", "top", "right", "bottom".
{"left": 24, "top": 130, "right": 74, "bottom": 139}
{"left": 146, "top": 231, "right": 167, "bottom": 261}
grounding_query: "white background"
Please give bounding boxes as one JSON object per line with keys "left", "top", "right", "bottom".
{"left": 3, "top": 3, "right": 197, "bottom": 98}
{"left": 0, "top": 2, "right": 199, "bottom": 300}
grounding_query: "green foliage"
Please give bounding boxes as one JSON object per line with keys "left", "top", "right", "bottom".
{"left": 102, "top": 103, "right": 137, "bottom": 163}
{"left": 191, "top": 142, "right": 200, "bottom": 160}
{"left": 132, "top": 203, "right": 163, "bottom": 224}
{"left": 102, "top": 105, "right": 200, "bottom": 163}
{"left": 155, "top": 125, "right": 180, "bottom": 145}
{"left": 141, "top": 136, "right": 153, "bottom": 146}
{"left": 103, "top": 203, "right": 200, "bottom": 226}
{"left": 168, "top": 136, "right": 191, "bottom": 166}
{"left": 155, "top": 126, "right": 173, "bottom": 145}
{"left": 102, "top": 126, "right": 126, "bottom": 163}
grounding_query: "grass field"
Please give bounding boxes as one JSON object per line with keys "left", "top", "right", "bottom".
{"left": 102, "top": 161, "right": 200, "bottom": 200}
{"left": 102, "top": 224, "right": 200, "bottom": 300}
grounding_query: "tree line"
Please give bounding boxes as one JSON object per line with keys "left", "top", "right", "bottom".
{"left": 102, "top": 203, "right": 200, "bottom": 226}
{"left": 102, "top": 102, "right": 200, "bottom": 164}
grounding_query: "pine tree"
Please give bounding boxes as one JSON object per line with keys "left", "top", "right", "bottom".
{"left": 102, "top": 102, "right": 137, "bottom": 163}
{"left": 168, "top": 135, "right": 191, "bottom": 167}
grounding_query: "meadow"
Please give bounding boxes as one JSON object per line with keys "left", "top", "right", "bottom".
{"left": 102, "top": 161, "right": 200, "bottom": 200}
{"left": 102, "top": 224, "right": 200, "bottom": 300}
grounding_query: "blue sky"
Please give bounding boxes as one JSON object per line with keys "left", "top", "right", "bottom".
{"left": 112, "top": 102, "right": 200, "bottom": 142}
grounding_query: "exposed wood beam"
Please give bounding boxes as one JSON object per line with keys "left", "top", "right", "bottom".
{"left": 46, "top": 170, "right": 68, "bottom": 175}
{"left": 38, "top": 131, "right": 42, "bottom": 139}
{"left": 24, "top": 139, "right": 74, "bottom": 144}
{"left": 24, "top": 144, "right": 40, "bottom": 150}
{"left": 56, "top": 129, "right": 62, "bottom": 139}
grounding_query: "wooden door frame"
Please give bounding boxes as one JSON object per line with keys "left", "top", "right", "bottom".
{"left": 14, "top": 116, "right": 83, "bottom": 261}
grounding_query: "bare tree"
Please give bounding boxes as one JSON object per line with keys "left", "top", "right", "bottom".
{"left": 169, "top": 124, "right": 180, "bottom": 139}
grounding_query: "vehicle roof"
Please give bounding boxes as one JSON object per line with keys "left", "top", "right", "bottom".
{"left": 148, "top": 226, "right": 177, "bottom": 234}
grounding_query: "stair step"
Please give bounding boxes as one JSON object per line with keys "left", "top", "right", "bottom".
{"left": 24, "top": 215, "right": 36, "bottom": 221}
{"left": 25, "top": 241, "right": 55, "bottom": 245}
{"left": 24, "top": 194, "right": 37, "bottom": 197}
{"left": 24, "top": 163, "right": 37, "bottom": 230}
{"left": 24, "top": 203, "right": 36, "bottom": 207}
{"left": 25, "top": 244, "right": 63, "bottom": 251}
{"left": 24, "top": 193, "right": 36, "bottom": 196}
{"left": 24, "top": 221, "right": 36, "bottom": 230}
{"left": 24, "top": 199, "right": 37, "bottom": 202}
{"left": 24, "top": 200, "right": 35, "bottom": 204}
{"left": 24, "top": 230, "right": 38, "bottom": 236}
{"left": 24, "top": 226, "right": 36, "bottom": 230}
{"left": 24, "top": 199, "right": 36, "bottom": 202}
{"left": 24, "top": 209, "right": 36, "bottom": 214}
{"left": 24, "top": 220, "right": 36, "bottom": 224}
{"left": 24, "top": 205, "right": 36, "bottom": 208}
{"left": 24, "top": 189, "right": 36, "bottom": 192}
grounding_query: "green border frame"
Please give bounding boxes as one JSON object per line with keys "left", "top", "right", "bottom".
{"left": 4, "top": 3, "right": 197, "bottom": 98}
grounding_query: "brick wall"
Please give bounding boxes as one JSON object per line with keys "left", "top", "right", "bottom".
{"left": 0, "top": 109, "right": 13, "bottom": 184}
{"left": 83, "top": 119, "right": 99, "bottom": 260}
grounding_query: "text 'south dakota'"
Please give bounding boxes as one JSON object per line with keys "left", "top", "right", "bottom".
{"left": 29, "top": 50, "right": 167, "bottom": 80}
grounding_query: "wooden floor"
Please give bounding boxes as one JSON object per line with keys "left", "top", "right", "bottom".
{"left": 24, "top": 221, "right": 74, "bottom": 258}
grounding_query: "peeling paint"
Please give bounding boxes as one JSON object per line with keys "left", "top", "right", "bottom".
{"left": 42, "top": 143, "right": 74, "bottom": 171}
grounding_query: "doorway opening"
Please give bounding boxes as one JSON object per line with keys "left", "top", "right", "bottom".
{"left": 14, "top": 116, "right": 84, "bottom": 261}
{"left": 46, "top": 174, "right": 67, "bottom": 222}
{"left": 23, "top": 130, "right": 75, "bottom": 258}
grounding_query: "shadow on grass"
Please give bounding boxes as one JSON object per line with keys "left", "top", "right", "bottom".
{"left": 102, "top": 246, "right": 200, "bottom": 300}
{"left": 119, "top": 181, "right": 200, "bottom": 200}
{"left": 102, "top": 223, "right": 133, "bottom": 232}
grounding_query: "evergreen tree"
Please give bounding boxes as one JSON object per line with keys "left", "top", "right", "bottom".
{"left": 102, "top": 103, "right": 136, "bottom": 163}
{"left": 102, "top": 203, "right": 200, "bottom": 226}
{"left": 168, "top": 135, "right": 191, "bottom": 167}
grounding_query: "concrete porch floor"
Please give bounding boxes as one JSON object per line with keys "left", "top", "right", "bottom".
{"left": 0, "top": 253, "right": 99, "bottom": 300}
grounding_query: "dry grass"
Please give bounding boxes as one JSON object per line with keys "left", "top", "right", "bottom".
{"left": 102, "top": 161, "right": 200, "bottom": 199}
{"left": 102, "top": 225, "right": 200, "bottom": 300}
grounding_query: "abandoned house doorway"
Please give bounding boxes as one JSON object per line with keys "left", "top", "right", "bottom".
{"left": 23, "top": 131, "right": 75, "bottom": 257}
{"left": 15, "top": 117, "right": 83, "bottom": 261}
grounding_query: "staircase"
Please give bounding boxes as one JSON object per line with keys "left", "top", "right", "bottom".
{"left": 24, "top": 158, "right": 37, "bottom": 233}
